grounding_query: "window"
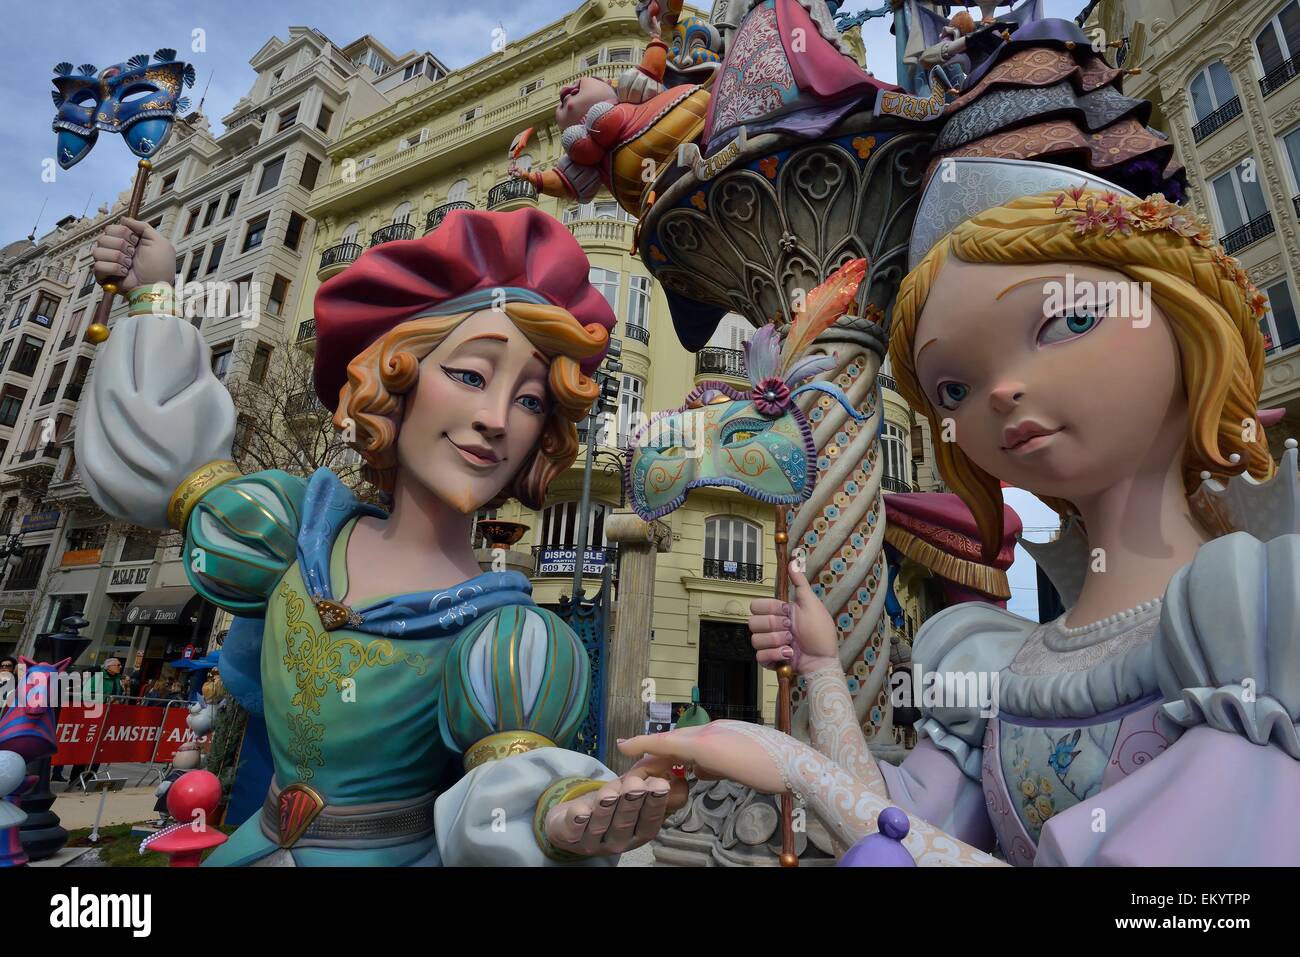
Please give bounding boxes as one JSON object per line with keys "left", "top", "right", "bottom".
{"left": 1210, "top": 160, "right": 1269, "bottom": 235}
{"left": 250, "top": 343, "right": 272, "bottom": 384}
{"left": 277, "top": 105, "right": 298, "bottom": 132}
{"left": 223, "top": 188, "right": 241, "bottom": 218}
{"left": 399, "top": 130, "right": 425, "bottom": 151}
{"left": 608, "top": 47, "right": 633, "bottom": 63}
{"left": 159, "top": 172, "right": 177, "bottom": 195}
{"left": 1261, "top": 278, "right": 1300, "bottom": 354}
{"left": 403, "top": 61, "right": 421, "bottom": 82}
{"left": 211, "top": 345, "right": 233, "bottom": 381}
{"left": 300, "top": 155, "right": 322, "bottom": 190}
{"left": 882, "top": 423, "right": 908, "bottom": 485}
{"left": 392, "top": 202, "right": 412, "bottom": 225}
{"left": 284, "top": 213, "right": 306, "bottom": 252}
{"left": 267, "top": 275, "right": 290, "bottom": 317}
{"left": 5, "top": 544, "right": 48, "bottom": 591}
{"left": 461, "top": 106, "right": 482, "bottom": 123}
{"left": 41, "top": 362, "right": 66, "bottom": 404}
{"left": 589, "top": 267, "right": 620, "bottom": 312}
{"left": 185, "top": 248, "right": 204, "bottom": 283}
{"left": 703, "top": 515, "right": 761, "bottom": 577}
{"left": 184, "top": 207, "right": 200, "bottom": 236}
{"left": 341, "top": 221, "right": 361, "bottom": 244}
{"left": 206, "top": 239, "right": 225, "bottom": 274}
{"left": 616, "top": 373, "right": 644, "bottom": 447}
{"left": 202, "top": 199, "right": 219, "bottom": 228}
{"left": 0, "top": 500, "right": 14, "bottom": 536}
{"left": 79, "top": 269, "right": 96, "bottom": 296}
{"left": 0, "top": 340, "right": 13, "bottom": 371}
{"left": 628, "top": 276, "right": 651, "bottom": 331}
{"left": 257, "top": 155, "right": 285, "bottom": 194}
{"left": 520, "top": 78, "right": 544, "bottom": 96}
{"left": 66, "top": 308, "right": 86, "bottom": 341}
{"left": 148, "top": 216, "right": 163, "bottom": 231}
{"left": 242, "top": 214, "right": 270, "bottom": 252}
{"left": 708, "top": 312, "right": 753, "bottom": 351}
{"left": 564, "top": 201, "right": 634, "bottom": 223}
{"left": 66, "top": 525, "right": 106, "bottom": 552}
{"left": 1188, "top": 62, "right": 1237, "bottom": 124}
{"left": 31, "top": 293, "right": 60, "bottom": 328}
{"left": 448, "top": 179, "right": 470, "bottom": 203}
{"left": 581, "top": 52, "right": 602, "bottom": 68}
{"left": 539, "top": 500, "right": 608, "bottom": 547}
{"left": 11, "top": 336, "right": 44, "bottom": 377}
{"left": 316, "top": 104, "right": 334, "bottom": 134}
{"left": 9, "top": 297, "right": 29, "bottom": 330}
{"left": 1256, "top": 1, "right": 1300, "bottom": 75}
{"left": 44, "top": 594, "right": 87, "bottom": 629}
{"left": 0, "top": 387, "right": 24, "bottom": 427}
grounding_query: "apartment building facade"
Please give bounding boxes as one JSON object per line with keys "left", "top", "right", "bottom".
{"left": 0, "top": 28, "right": 436, "bottom": 676}
{"left": 1088, "top": 0, "right": 1300, "bottom": 450}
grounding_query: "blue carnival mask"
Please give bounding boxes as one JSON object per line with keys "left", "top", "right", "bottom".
{"left": 51, "top": 49, "right": 195, "bottom": 168}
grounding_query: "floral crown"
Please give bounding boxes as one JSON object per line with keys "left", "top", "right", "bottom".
{"left": 1054, "top": 188, "right": 1269, "bottom": 319}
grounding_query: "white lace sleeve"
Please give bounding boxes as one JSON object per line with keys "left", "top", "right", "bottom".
{"left": 805, "top": 666, "right": 886, "bottom": 796}
{"left": 722, "top": 721, "right": 1004, "bottom": 867}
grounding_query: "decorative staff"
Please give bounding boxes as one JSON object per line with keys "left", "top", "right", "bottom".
{"left": 625, "top": 259, "right": 870, "bottom": 865}
{"left": 51, "top": 49, "right": 196, "bottom": 342}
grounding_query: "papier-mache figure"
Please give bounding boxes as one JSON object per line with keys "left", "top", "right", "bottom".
{"left": 618, "top": 158, "right": 1300, "bottom": 866}
{"left": 77, "top": 208, "right": 678, "bottom": 865}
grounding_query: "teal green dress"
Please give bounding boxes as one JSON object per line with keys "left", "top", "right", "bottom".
{"left": 188, "top": 468, "right": 593, "bottom": 866}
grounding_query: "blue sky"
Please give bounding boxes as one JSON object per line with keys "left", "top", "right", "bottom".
{"left": 2, "top": 0, "right": 1089, "bottom": 243}
{"left": 2, "top": 0, "right": 1070, "bottom": 615}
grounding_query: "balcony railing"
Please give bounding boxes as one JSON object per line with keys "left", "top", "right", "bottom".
{"left": 626, "top": 323, "right": 650, "bottom": 345}
{"left": 63, "top": 382, "right": 83, "bottom": 402}
{"left": 29, "top": 311, "right": 55, "bottom": 329}
{"left": 426, "top": 202, "right": 474, "bottom": 233}
{"left": 59, "top": 333, "right": 77, "bottom": 350}
{"left": 881, "top": 476, "right": 914, "bottom": 493}
{"left": 286, "top": 391, "right": 325, "bottom": 417}
{"left": 531, "top": 543, "right": 619, "bottom": 577}
{"left": 4, "top": 574, "right": 39, "bottom": 592}
{"left": 702, "top": 558, "right": 763, "bottom": 582}
{"left": 15, "top": 443, "right": 57, "bottom": 465}
{"left": 695, "top": 347, "right": 747, "bottom": 378}
{"left": 566, "top": 218, "right": 633, "bottom": 246}
{"left": 877, "top": 373, "right": 898, "bottom": 392}
{"left": 1220, "top": 212, "right": 1275, "bottom": 255}
{"left": 1261, "top": 55, "right": 1300, "bottom": 97}
{"left": 38, "top": 386, "right": 58, "bottom": 406}
{"left": 487, "top": 179, "right": 538, "bottom": 209}
{"left": 1191, "top": 96, "right": 1242, "bottom": 142}
{"left": 319, "top": 242, "right": 362, "bottom": 273}
{"left": 369, "top": 222, "right": 416, "bottom": 247}
{"left": 296, "top": 318, "right": 316, "bottom": 343}
{"left": 695, "top": 700, "right": 763, "bottom": 723}
{"left": 222, "top": 109, "right": 266, "bottom": 136}
{"left": 10, "top": 357, "right": 39, "bottom": 378}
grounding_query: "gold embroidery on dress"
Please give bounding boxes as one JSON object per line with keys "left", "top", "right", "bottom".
{"left": 278, "top": 581, "right": 433, "bottom": 781}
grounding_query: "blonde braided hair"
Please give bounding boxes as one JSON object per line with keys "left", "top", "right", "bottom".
{"left": 889, "top": 189, "right": 1274, "bottom": 561}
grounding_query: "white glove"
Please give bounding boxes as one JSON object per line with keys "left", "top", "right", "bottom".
{"left": 75, "top": 313, "right": 236, "bottom": 529}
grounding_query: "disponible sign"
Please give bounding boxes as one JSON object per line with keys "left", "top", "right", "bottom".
{"left": 537, "top": 547, "right": 608, "bottom": 575}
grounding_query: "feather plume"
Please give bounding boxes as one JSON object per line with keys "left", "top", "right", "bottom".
{"left": 743, "top": 324, "right": 782, "bottom": 387}
{"left": 53, "top": 62, "right": 73, "bottom": 77}
{"left": 51, "top": 90, "right": 65, "bottom": 107}
{"left": 176, "top": 97, "right": 191, "bottom": 112}
{"left": 183, "top": 64, "right": 196, "bottom": 87}
{"left": 778, "top": 258, "right": 866, "bottom": 374}
{"left": 77, "top": 63, "right": 97, "bottom": 77}
{"left": 127, "top": 54, "right": 150, "bottom": 70}
{"left": 154, "top": 48, "right": 177, "bottom": 63}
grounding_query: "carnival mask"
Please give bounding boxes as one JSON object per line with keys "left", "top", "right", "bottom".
{"left": 627, "top": 260, "right": 871, "bottom": 521}
{"left": 51, "top": 49, "right": 195, "bottom": 169}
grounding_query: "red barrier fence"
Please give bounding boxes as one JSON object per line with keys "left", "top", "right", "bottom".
{"left": 52, "top": 698, "right": 209, "bottom": 766}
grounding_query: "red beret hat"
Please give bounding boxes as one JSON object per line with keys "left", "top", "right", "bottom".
{"left": 312, "top": 207, "right": 617, "bottom": 409}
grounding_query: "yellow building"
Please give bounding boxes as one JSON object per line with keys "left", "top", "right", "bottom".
{"left": 294, "top": 0, "right": 925, "bottom": 726}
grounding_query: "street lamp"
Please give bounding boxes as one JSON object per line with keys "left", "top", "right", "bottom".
{"left": 569, "top": 337, "right": 622, "bottom": 601}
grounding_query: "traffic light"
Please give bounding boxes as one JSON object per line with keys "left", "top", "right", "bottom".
{"left": 598, "top": 371, "right": 620, "bottom": 414}
{"left": 604, "top": 336, "right": 623, "bottom": 376}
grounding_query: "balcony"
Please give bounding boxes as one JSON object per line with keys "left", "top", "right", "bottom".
{"left": 566, "top": 218, "right": 633, "bottom": 250}
{"left": 296, "top": 318, "right": 316, "bottom": 344}
{"left": 531, "top": 543, "right": 618, "bottom": 578}
{"left": 317, "top": 241, "right": 362, "bottom": 280}
{"left": 877, "top": 372, "right": 898, "bottom": 392}
{"left": 1220, "top": 212, "right": 1275, "bottom": 255}
{"left": 9, "top": 357, "right": 39, "bottom": 378}
{"left": 696, "top": 700, "right": 763, "bottom": 723}
{"left": 219, "top": 109, "right": 265, "bottom": 146}
{"left": 62, "top": 382, "right": 83, "bottom": 403}
{"left": 59, "top": 332, "right": 77, "bottom": 351}
{"left": 1261, "top": 55, "right": 1300, "bottom": 98}
{"left": 487, "top": 179, "right": 538, "bottom": 210}
{"left": 881, "top": 476, "right": 914, "bottom": 493}
{"left": 286, "top": 390, "right": 325, "bottom": 418}
{"left": 626, "top": 323, "right": 650, "bottom": 346}
{"left": 702, "top": 558, "right": 763, "bottom": 582}
{"left": 4, "top": 573, "right": 39, "bottom": 592}
{"left": 1191, "top": 97, "right": 1242, "bottom": 142}
{"left": 38, "top": 386, "right": 58, "bottom": 406}
{"left": 369, "top": 222, "right": 415, "bottom": 247}
{"left": 695, "top": 347, "right": 747, "bottom": 379}
{"left": 426, "top": 202, "right": 474, "bottom": 234}
{"left": 11, "top": 443, "right": 58, "bottom": 473}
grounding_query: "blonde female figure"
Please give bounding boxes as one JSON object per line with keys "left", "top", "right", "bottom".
{"left": 621, "top": 159, "right": 1300, "bottom": 865}
{"left": 79, "top": 208, "right": 678, "bottom": 866}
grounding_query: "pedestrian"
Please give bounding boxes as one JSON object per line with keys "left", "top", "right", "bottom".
{"left": 65, "top": 658, "right": 126, "bottom": 790}
{"left": 0, "top": 656, "right": 16, "bottom": 717}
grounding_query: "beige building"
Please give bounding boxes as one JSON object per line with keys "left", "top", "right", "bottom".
{"left": 1089, "top": 0, "right": 1300, "bottom": 449}
{"left": 0, "top": 27, "right": 437, "bottom": 675}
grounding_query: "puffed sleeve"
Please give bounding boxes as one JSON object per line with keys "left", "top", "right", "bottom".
{"left": 75, "top": 308, "right": 237, "bottom": 529}
{"left": 184, "top": 470, "right": 307, "bottom": 615}
{"left": 433, "top": 604, "right": 619, "bottom": 866}
{"left": 1034, "top": 532, "right": 1300, "bottom": 865}
{"left": 878, "top": 602, "right": 1033, "bottom": 850}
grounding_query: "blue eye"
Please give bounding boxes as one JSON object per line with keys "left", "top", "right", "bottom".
{"left": 938, "top": 382, "right": 969, "bottom": 409}
{"left": 517, "top": 395, "right": 543, "bottom": 414}
{"left": 1039, "top": 311, "right": 1102, "bottom": 345}
{"left": 443, "top": 366, "right": 485, "bottom": 389}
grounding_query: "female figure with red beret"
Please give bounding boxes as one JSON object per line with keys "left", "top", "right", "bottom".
{"left": 77, "top": 208, "right": 677, "bottom": 866}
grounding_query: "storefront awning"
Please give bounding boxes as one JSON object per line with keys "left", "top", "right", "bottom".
{"left": 124, "top": 587, "right": 200, "bottom": 627}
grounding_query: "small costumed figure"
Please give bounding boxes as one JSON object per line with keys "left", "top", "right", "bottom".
{"left": 78, "top": 208, "right": 681, "bottom": 866}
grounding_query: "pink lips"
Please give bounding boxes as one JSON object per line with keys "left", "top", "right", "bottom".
{"left": 1001, "top": 420, "right": 1062, "bottom": 453}
{"left": 446, "top": 435, "right": 500, "bottom": 466}
{"left": 559, "top": 82, "right": 580, "bottom": 105}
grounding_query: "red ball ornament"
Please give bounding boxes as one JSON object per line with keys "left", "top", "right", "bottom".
{"left": 165, "top": 770, "right": 222, "bottom": 823}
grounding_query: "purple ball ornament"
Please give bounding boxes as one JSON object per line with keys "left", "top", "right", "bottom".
{"left": 838, "top": 807, "right": 916, "bottom": 867}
